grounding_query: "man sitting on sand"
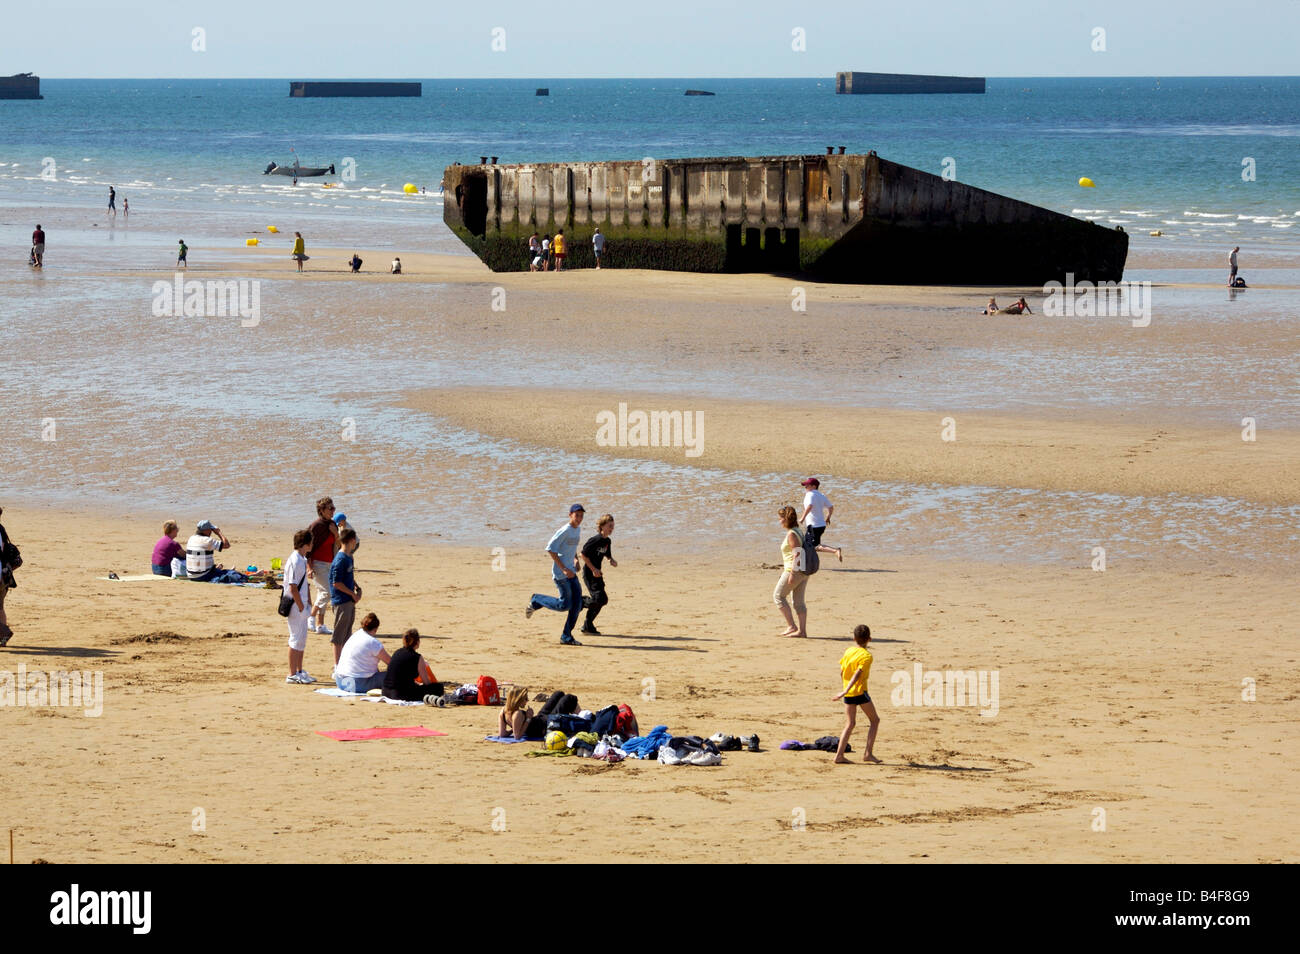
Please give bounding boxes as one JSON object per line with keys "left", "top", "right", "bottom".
{"left": 185, "top": 520, "right": 239, "bottom": 583}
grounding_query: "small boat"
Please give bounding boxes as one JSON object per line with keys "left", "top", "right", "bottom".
{"left": 264, "top": 161, "right": 336, "bottom": 177}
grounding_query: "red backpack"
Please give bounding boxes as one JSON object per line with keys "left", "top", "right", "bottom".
{"left": 615, "top": 704, "right": 636, "bottom": 736}
{"left": 476, "top": 676, "right": 501, "bottom": 706}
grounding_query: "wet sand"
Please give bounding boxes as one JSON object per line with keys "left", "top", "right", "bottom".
{"left": 3, "top": 226, "right": 1297, "bottom": 863}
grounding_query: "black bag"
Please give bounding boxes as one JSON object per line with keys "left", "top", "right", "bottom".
{"left": 546, "top": 714, "right": 593, "bottom": 735}
{"left": 0, "top": 524, "right": 20, "bottom": 572}
{"left": 277, "top": 562, "right": 308, "bottom": 617}
{"left": 591, "top": 704, "right": 620, "bottom": 737}
{"left": 798, "top": 527, "right": 819, "bottom": 576}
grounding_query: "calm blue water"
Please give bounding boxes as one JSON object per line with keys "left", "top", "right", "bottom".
{"left": 2, "top": 77, "right": 1299, "bottom": 250}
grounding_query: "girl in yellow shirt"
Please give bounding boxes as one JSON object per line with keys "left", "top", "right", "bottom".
{"left": 831, "top": 624, "right": 881, "bottom": 763}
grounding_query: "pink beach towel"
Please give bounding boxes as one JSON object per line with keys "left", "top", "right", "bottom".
{"left": 316, "top": 726, "right": 448, "bottom": 742}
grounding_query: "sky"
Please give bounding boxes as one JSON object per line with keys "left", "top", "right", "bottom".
{"left": 5, "top": 0, "right": 1300, "bottom": 78}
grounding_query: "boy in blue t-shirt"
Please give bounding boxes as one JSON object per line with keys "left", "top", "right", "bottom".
{"left": 329, "top": 528, "right": 362, "bottom": 665}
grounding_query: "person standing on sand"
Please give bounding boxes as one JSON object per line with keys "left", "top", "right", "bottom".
{"left": 0, "top": 506, "right": 18, "bottom": 647}
{"left": 773, "top": 505, "right": 809, "bottom": 637}
{"left": 552, "top": 230, "right": 567, "bottom": 270}
{"left": 800, "top": 477, "right": 842, "bottom": 562}
{"left": 123, "top": 197, "right": 128, "bottom": 220}
{"left": 592, "top": 228, "right": 606, "bottom": 269}
{"left": 579, "top": 513, "right": 617, "bottom": 636}
{"left": 540, "top": 234, "right": 552, "bottom": 271}
{"left": 1229, "top": 246, "right": 1240, "bottom": 285}
{"left": 831, "top": 624, "right": 881, "bottom": 764}
{"left": 284, "top": 529, "right": 316, "bottom": 684}
{"left": 292, "top": 231, "right": 307, "bottom": 272}
{"left": 329, "top": 528, "right": 362, "bottom": 661}
{"left": 107, "top": 187, "right": 116, "bottom": 218}
{"left": 307, "top": 497, "right": 338, "bottom": 638}
{"left": 176, "top": 240, "right": 188, "bottom": 269}
{"left": 528, "top": 233, "right": 541, "bottom": 271}
{"left": 526, "top": 504, "right": 586, "bottom": 646}
{"left": 31, "top": 224, "right": 45, "bottom": 268}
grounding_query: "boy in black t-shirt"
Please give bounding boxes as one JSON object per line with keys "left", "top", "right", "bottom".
{"left": 579, "top": 514, "right": 617, "bottom": 636}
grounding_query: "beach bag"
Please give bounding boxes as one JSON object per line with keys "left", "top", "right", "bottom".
{"left": 1, "top": 526, "right": 21, "bottom": 572}
{"left": 795, "top": 527, "right": 819, "bottom": 575}
{"left": 476, "top": 675, "right": 500, "bottom": 706}
{"left": 277, "top": 563, "right": 308, "bottom": 617}
{"left": 591, "top": 705, "right": 620, "bottom": 737}
{"left": 546, "top": 714, "right": 592, "bottom": 735}
{"left": 615, "top": 704, "right": 636, "bottom": 737}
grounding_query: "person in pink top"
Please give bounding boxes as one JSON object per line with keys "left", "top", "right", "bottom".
{"left": 151, "top": 520, "right": 186, "bottom": 576}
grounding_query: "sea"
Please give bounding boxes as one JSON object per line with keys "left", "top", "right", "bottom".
{"left": 1, "top": 78, "right": 1296, "bottom": 567}
{"left": 2, "top": 77, "right": 1299, "bottom": 255}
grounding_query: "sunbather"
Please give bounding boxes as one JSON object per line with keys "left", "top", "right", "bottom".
{"left": 499, "top": 686, "right": 535, "bottom": 738}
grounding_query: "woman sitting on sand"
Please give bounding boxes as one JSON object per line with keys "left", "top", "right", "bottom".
{"left": 382, "top": 628, "right": 443, "bottom": 704}
{"left": 151, "top": 520, "right": 185, "bottom": 577}
{"left": 499, "top": 686, "right": 536, "bottom": 738}
{"left": 773, "top": 505, "right": 809, "bottom": 638}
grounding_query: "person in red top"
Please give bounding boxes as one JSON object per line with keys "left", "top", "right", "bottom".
{"left": 307, "top": 497, "right": 339, "bottom": 636}
{"left": 31, "top": 224, "right": 45, "bottom": 268}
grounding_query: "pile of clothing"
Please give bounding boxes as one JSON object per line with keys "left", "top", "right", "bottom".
{"left": 780, "top": 736, "right": 847, "bottom": 753}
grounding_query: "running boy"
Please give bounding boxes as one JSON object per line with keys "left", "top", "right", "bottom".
{"left": 831, "top": 624, "right": 881, "bottom": 764}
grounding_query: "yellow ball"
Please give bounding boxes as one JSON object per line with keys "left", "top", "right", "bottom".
{"left": 266, "top": 225, "right": 279, "bottom": 233}
{"left": 1078, "top": 176, "right": 1096, "bottom": 188}
{"left": 403, "top": 183, "right": 418, "bottom": 194}
{"left": 246, "top": 238, "right": 259, "bottom": 246}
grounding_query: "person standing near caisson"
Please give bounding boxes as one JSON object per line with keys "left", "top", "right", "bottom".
{"left": 579, "top": 514, "right": 618, "bottom": 636}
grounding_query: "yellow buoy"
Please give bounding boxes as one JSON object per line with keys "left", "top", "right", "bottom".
{"left": 266, "top": 225, "right": 279, "bottom": 233}
{"left": 246, "top": 238, "right": 259, "bottom": 246}
{"left": 403, "top": 183, "right": 418, "bottom": 194}
{"left": 1078, "top": 176, "right": 1096, "bottom": 188}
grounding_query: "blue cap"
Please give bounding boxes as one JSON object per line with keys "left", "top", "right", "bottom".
{"left": 334, "top": 513, "right": 347, "bottom": 524}
{"left": 569, "top": 504, "right": 585, "bottom": 514}
{"left": 197, "top": 520, "right": 215, "bottom": 532}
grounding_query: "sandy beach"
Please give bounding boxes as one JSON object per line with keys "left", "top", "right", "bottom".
{"left": 1, "top": 503, "right": 1295, "bottom": 864}
{"left": 3, "top": 227, "right": 1298, "bottom": 863}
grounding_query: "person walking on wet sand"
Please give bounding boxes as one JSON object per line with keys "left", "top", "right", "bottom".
{"left": 526, "top": 504, "right": 586, "bottom": 646}
{"left": 176, "top": 240, "right": 188, "bottom": 269}
{"left": 831, "top": 624, "right": 881, "bottom": 764}
{"left": 107, "top": 187, "right": 116, "bottom": 219}
{"left": 292, "top": 231, "right": 308, "bottom": 272}
{"left": 1229, "top": 246, "right": 1240, "bottom": 286}
{"left": 31, "top": 224, "right": 45, "bottom": 268}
